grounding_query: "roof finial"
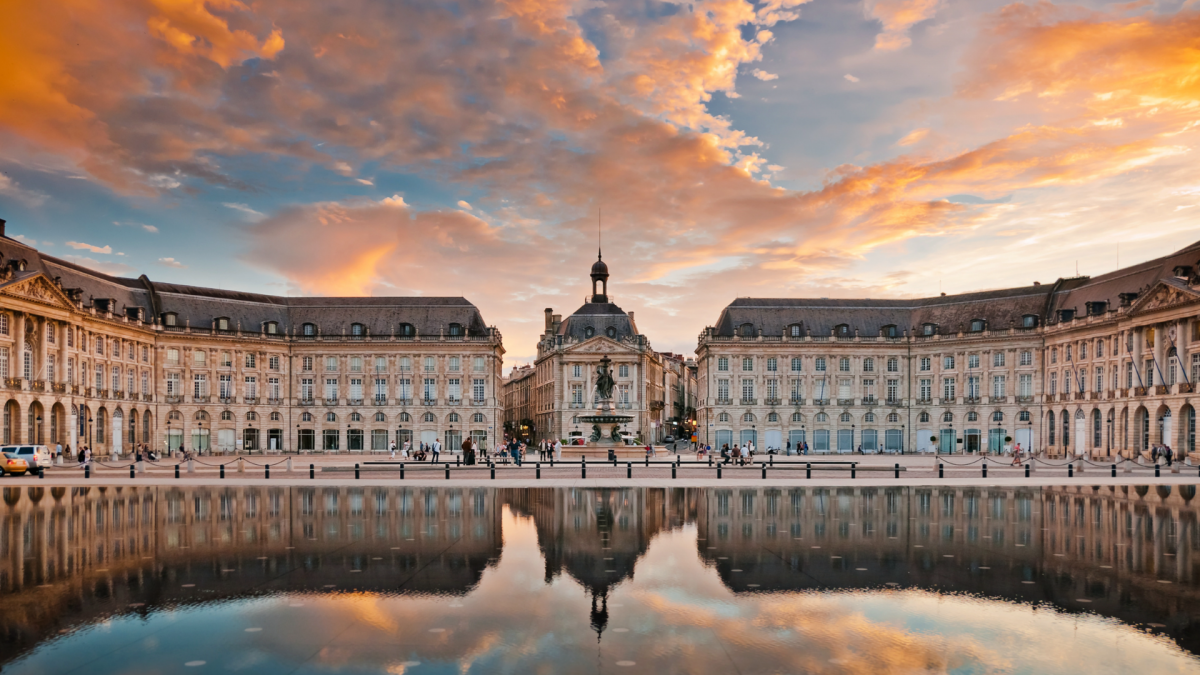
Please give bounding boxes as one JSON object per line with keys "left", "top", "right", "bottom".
{"left": 598, "top": 207, "right": 602, "bottom": 261}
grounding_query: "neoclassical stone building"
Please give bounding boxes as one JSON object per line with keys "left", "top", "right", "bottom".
{"left": 524, "top": 253, "right": 695, "bottom": 444}
{"left": 0, "top": 221, "right": 504, "bottom": 455}
{"left": 698, "top": 239, "right": 1200, "bottom": 458}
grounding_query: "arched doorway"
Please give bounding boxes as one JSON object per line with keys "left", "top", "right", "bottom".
{"left": 111, "top": 408, "right": 124, "bottom": 457}
{"left": 50, "top": 402, "right": 67, "bottom": 446}
{"left": 27, "top": 400, "right": 44, "bottom": 444}
{"left": 1134, "top": 406, "right": 1149, "bottom": 452}
{"left": 129, "top": 409, "right": 139, "bottom": 445}
{"left": 1074, "top": 409, "right": 1085, "bottom": 457}
{"left": 1183, "top": 405, "right": 1196, "bottom": 456}
{"left": 1157, "top": 405, "right": 1172, "bottom": 449}
{"left": 3, "top": 399, "right": 19, "bottom": 444}
{"left": 142, "top": 410, "right": 152, "bottom": 449}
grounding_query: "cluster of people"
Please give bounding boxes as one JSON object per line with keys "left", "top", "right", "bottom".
{"left": 1150, "top": 444, "right": 1176, "bottom": 466}
{"left": 387, "top": 439, "right": 444, "bottom": 462}
{"left": 714, "top": 441, "right": 756, "bottom": 465}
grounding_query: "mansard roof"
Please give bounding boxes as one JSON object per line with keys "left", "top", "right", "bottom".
{"left": 557, "top": 301, "right": 639, "bottom": 341}
{"left": 0, "top": 232, "right": 491, "bottom": 336}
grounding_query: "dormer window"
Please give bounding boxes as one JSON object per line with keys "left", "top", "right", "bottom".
{"left": 448, "top": 323, "right": 463, "bottom": 337}
{"left": 163, "top": 312, "right": 178, "bottom": 327}
{"left": 399, "top": 323, "right": 415, "bottom": 337}
{"left": 922, "top": 323, "right": 937, "bottom": 336}
{"left": 17, "top": 260, "right": 26, "bottom": 272}
{"left": 302, "top": 323, "right": 316, "bottom": 336}
{"left": 789, "top": 324, "right": 802, "bottom": 337}
{"left": 739, "top": 323, "right": 754, "bottom": 338}
{"left": 1022, "top": 314, "right": 1038, "bottom": 328}
{"left": 584, "top": 326, "right": 595, "bottom": 338}
{"left": 882, "top": 324, "right": 898, "bottom": 338}
{"left": 351, "top": 323, "right": 364, "bottom": 336}
{"left": 835, "top": 324, "right": 850, "bottom": 337}
{"left": 969, "top": 319, "right": 985, "bottom": 332}
{"left": 606, "top": 326, "right": 617, "bottom": 339}
{"left": 264, "top": 321, "right": 278, "bottom": 335}
{"left": 215, "top": 317, "right": 230, "bottom": 331}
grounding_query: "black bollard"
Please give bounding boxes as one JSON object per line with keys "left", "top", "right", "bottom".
{"left": 445, "top": 463, "right": 450, "bottom": 480}
{"left": 851, "top": 465, "right": 856, "bottom": 479}
{"left": 762, "top": 465, "right": 767, "bottom": 480}
{"left": 355, "top": 463, "right": 360, "bottom": 480}
{"left": 645, "top": 456, "right": 649, "bottom": 468}
{"left": 807, "top": 463, "right": 812, "bottom": 480}
{"left": 130, "top": 464, "right": 135, "bottom": 479}
{"left": 938, "top": 464, "right": 944, "bottom": 479}
{"left": 894, "top": 463, "right": 900, "bottom": 479}
{"left": 176, "top": 464, "right": 181, "bottom": 479}
{"left": 982, "top": 463, "right": 987, "bottom": 478}
{"left": 39, "top": 466, "right": 45, "bottom": 479}
{"left": 536, "top": 464, "right": 541, "bottom": 479}
{"left": 265, "top": 465, "right": 270, "bottom": 479}
{"left": 717, "top": 465, "right": 722, "bottom": 479}
{"left": 672, "top": 466, "right": 677, "bottom": 479}
{"left": 1069, "top": 463, "right": 1074, "bottom": 478}
{"left": 457, "top": 455, "right": 461, "bottom": 467}
{"left": 85, "top": 465, "right": 90, "bottom": 479}
{"left": 1025, "top": 463, "right": 1030, "bottom": 478}
{"left": 491, "top": 466, "right": 495, "bottom": 479}
{"left": 1112, "top": 464, "right": 1117, "bottom": 478}
{"left": 770, "top": 455, "right": 774, "bottom": 466}
{"left": 582, "top": 463, "right": 586, "bottom": 479}
{"left": 400, "top": 463, "right": 405, "bottom": 480}
{"left": 1155, "top": 464, "right": 1161, "bottom": 478}
{"left": 310, "top": 463, "right": 315, "bottom": 479}
{"left": 220, "top": 464, "right": 225, "bottom": 479}
{"left": 708, "top": 455, "right": 713, "bottom": 467}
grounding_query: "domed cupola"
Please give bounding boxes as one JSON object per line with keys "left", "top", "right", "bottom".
{"left": 590, "top": 250, "right": 609, "bottom": 303}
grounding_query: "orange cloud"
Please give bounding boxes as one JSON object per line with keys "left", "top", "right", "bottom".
{"left": 866, "top": 0, "right": 941, "bottom": 51}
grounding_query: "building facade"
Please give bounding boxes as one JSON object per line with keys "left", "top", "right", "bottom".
{"left": 0, "top": 222, "right": 504, "bottom": 455}
{"left": 525, "top": 253, "right": 695, "bottom": 444}
{"left": 697, "top": 240, "right": 1200, "bottom": 458}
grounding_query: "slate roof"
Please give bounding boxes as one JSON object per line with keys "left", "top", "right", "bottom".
{"left": 712, "top": 238, "right": 1200, "bottom": 337}
{"left": 558, "top": 301, "right": 639, "bottom": 340}
{"left": 0, "top": 232, "right": 490, "bottom": 336}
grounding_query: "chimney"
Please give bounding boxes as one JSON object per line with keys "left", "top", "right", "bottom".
{"left": 544, "top": 308, "right": 553, "bottom": 332}
{"left": 0, "top": 218, "right": 6, "bottom": 238}
{"left": 628, "top": 311, "right": 635, "bottom": 323}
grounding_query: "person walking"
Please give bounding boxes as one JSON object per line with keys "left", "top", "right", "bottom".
{"left": 462, "top": 437, "right": 473, "bottom": 465}
{"left": 389, "top": 440, "right": 397, "bottom": 460}
{"left": 554, "top": 438, "right": 562, "bottom": 461}
{"left": 431, "top": 438, "right": 441, "bottom": 463}
{"left": 739, "top": 443, "right": 750, "bottom": 466}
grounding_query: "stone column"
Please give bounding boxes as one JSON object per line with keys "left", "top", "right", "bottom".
{"left": 14, "top": 312, "right": 25, "bottom": 380}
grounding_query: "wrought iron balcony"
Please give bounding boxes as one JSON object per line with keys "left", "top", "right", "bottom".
{"left": 300, "top": 398, "right": 316, "bottom": 406}
{"left": 268, "top": 398, "right": 284, "bottom": 405}
{"left": 837, "top": 398, "right": 854, "bottom": 406}
{"left": 447, "top": 398, "right": 462, "bottom": 406}
{"left": 789, "top": 397, "right": 804, "bottom": 406}
{"left": 245, "top": 397, "right": 259, "bottom": 405}
{"left": 347, "top": 398, "right": 363, "bottom": 406}
{"left": 471, "top": 398, "right": 487, "bottom": 406}
{"left": 764, "top": 398, "right": 782, "bottom": 406}
{"left": 166, "top": 395, "right": 184, "bottom": 404}
{"left": 193, "top": 395, "right": 210, "bottom": 404}
{"left": 739, "top": 398, "right": 757, "bottom": 406}
{"left": 324, "top": 397, "right": 340, "bottom": 406}
{"left": 716, "top": 398, "right": 733, "bottom": 406}
{"left": 862, "top": 396, "right": 877, "bottom": 406}
{"left": 421, "top": 398, "right": 437, "bottom": 406}
{"left": 813, "top": 398, "right": 830, "bottom": 406}
{"left": 373, "top": 397, "right": 388, "bottom": 406}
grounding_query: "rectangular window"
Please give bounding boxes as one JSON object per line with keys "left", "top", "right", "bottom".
{"left": 1019, "top": 373, "right": 1032, "bottom": 397}
{"left": 863, "top": 358, "right": 874, "bottom": 372}
{"left": 572, "top": 383, "right": 584, "bottom": 405}
{"left": 326, "top": 378, "right": 340, "bottom": 400}
{"left": 1050, "top": 348, "right": 1057, "bottom": 364}
{"left": 269, "top": 355, "right": 281, "bottom": 371}
{"left": 1193, "top": 354, "right": 1200, "bottom": 385}
{"left": 245, "top": 376, "right": 258, "bottom": 399}
{"left": 919, "top": 378, "right": 931, "bottom": 401}
{"left": 220, "top": 351, "right": 232, "bottom": 367}
{"left": 349, "top": 378, "right": 362, "bottom": 400}
{"left": 166, "top": 349, "right": 179, "bottom": 365}
{"left": 399, "top": 357, "right": 411, "bottom": 372}
{"left": 1097, "top": 340, "right": 1104, "bottom": 358}
{"left": 270, "top": 377, "right": 281, "bottom": 400}
{"left": 992, "top": 375, "right": 1006, "bottom": 398}
{"left": 424, "top": 357, "right": 435, "bottom": 373}
{"left": 838, "top": 357, "right": 850, "bottom": 372}
{"left": 619, "top": 384, "right": 630, "bottom": 404}
{"left": 141, "top": 371, "right": 149, "bottom": 394}
{"left": 127, "top": 368, "right": 134, "bottom": 392}
{"left": 920, "top": 357, "right": 930, "bottom": 371}
{"left": 95, "top": 368, "right": 103, "bottom": 390}
{"left": 791, "top": 379, "right": 802, "bottom": 400}
{"left": 943, "top": 356, "right": 955, "bottom": 370}
{"left": 301, "top": 378, "right": 314, "bottom": 401}
{"left": 423, "top": 378, "right": 435, "bottom": 401}
{"left": 968, "top": 354, "right": 979, "bottom": 369}
{"left": 167, "top": 372, "right": 180, "bottom": 396}
{"left": 573, "top": 364, "right": 582, "bottom": 377}
{"left": 302, "top": 356, "right": 314, "bottom": 371}
{"left": 473, "top": 378, "right": 485, "bottom": 401}
{"left": 1020, "top": 351, "right": 1032, "bottom": 366}
{"left": 837, "top": 378, "right": 851, "bottom": 399}
{"left": 993, "top": 352, "right": 1005, "bottom": 367}
{"left": 815, "top": 357, "right": 826, "bottom": 372}
{"left": 373, "top": 356, "right": 385, "bottom": 372}
{"left": 1168, "top": 355, "right": 1178, "bottom": 386}
{"left": 47, "top": 354, "right": 56, "bottom": 383}
{"left": 96, "top": 337, "right": 104, "bottom": 356}
{"left": 219, "top": 374, "right": 232, "bottom": 399}
{"left": 967, "top": 375, "right": 980, "bottom": 398}
{"left": 194, "top": 350, "right": 206, "bottom": 365}
{"left": 1095, "top": 367, "right": 1104, "bottom": 393}
{"left": 374, "top": 378, "right": 386, "bottom": 401}
{"left": 448, "top": 378, "right": 461, "bottom": 401}
{"left": 350, "top": 356, "right": 362, "bottom": 372}
{"left": 473, "top": 356, "right": 485, "bottom": 372}
{"left": 449, "top": 356, "right": 460, "bottom": 371}
{"left": 397, "top": 378, "right": 411, "bottom": 400}
{"left": 1049, "top": 372, "right": 1057, "bottom": 395}
{"left": 619, "top": 364, "right": 629, "bottom": 378}
{"left": 67, "top": 328, "right": 74, "bottom": 348}
{"left": 886, "top": 379, "right": 898, "bottom": 401}
{"left": 742, "top": 357, "right": 754, "bottom": 371}
{"left": 766, "top": 357, "right": 777, "bottom": 372}
{"left": 717, "top": 357, "right": 729, "bottom": 372}
{"left": 887, "top": 357, "right": 898, "bottom": 372}
{"left": 741, "top": 379, "right": 754, "bottom": 400}
{"left": 1126, "top": 362, "right": 1134, "bottom": 388}
{"left": 1064, "top": 372, "right": 1072, "bottom": 394}
{"left": 326, "top": 356, "right": 338, "bottom": 371}
{"left": 1145, "top": 359, "right": 1154, "bottom": 387}
{"left": 942, "top": 377, "right": 956, "bottom": 400}
{"left": 862, "top": 378, "right": 875, "bottom": 400}
{"left": 193, "top": 374, "right": 207, "bottom": 398}
{"left": 717, "top": 379, "right": 729, "bottom": 400}
{"left": 1080, "top": 342, "right": 1087, "bottom": 359}
{"left": 67, "top": 357, "right": 74, "bottom": 384}
{"left": 142, "top": 345, "right": 149, "bottom": 362}
{"left": 791, "top": 357, "right": 802, "bottom": 372}
{"left": 111, "top": 366, "right": 120, "bottom": 391}
{"left": 245, "top": 353, "right": 256, "bottom": 369}
{"left": 767, "top": 379, "right": 779, "bottom": 399}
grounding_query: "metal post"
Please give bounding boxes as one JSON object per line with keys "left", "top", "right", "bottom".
{"left": 536, "top": 464, "right": 541, "bottom": 479}
{"left": 1025, "top": 463, "right": 1030, "bottom": 478}
{"left": 85, "top": 465, "right": 90, "bottom": 479}
{"left": 265, "top": 464, "right": 270, "bottom": 479}
{"left": 582, "top": 463, "right": 586, "bottom": 479}
{"left": 672, "top": 466, "right": 676, "bottom": 479}
{"left": 39, "top": 466, "right": 45, "bottom": 479}
{"left": 1155, "top": 464, "right": 1161, "bottom": 478}
{"left": 457, "top": 455, "right": 461, "bottom": 467}
{"left": 717, "top": 465, "right": 722, "bottom": 479}
{"left": 894, "top": 463, "right": 900, "bottom": 479}
{"left": 220, "top": 464, "right": 225, "bottom": 479}
{"left": 627, "top": 462, "right": 632, "bottom": 479}
{"left": 851, "top": 465, "right": 856, "bottom": 479}
{"left": 445, "top": 463, "right": 450, "bottom": 480}
{"left": 355, "top": 463, "right": 360, "bottom": 480}
{"left": 982, "top": 463, "right": 987, "bottom": 478}
{"left": 938, "top": 463, "right": 944, "bottom": 479}
{"left": 400, "top": 463, "right": 405, "bottom": 480}
{"left": 130, "top": 465, "right": 134, "bottom": 479}
{"left": 806, "top": 463, "right": 811, "bottom": 479}
{"left": 175, "top": 464, "right": 180, "bottom": 479}
{"left": 1068, "top": 463, "right": 1074, "bottom": 478}
{"left": 762, "top": 465, "right": 767, "bottom": 480}
{"left": 1111, "top": 464, "right": 1117, "bottom": 478}
{"left": 490, "top": 466, "right": 495, "bottom": 479}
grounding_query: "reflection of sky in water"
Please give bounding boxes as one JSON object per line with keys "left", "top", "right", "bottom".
{"left": 6, "top": 505, "right": 1199, "bottom": 675}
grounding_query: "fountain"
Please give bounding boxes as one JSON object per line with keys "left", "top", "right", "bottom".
{"left": 577, "top": 354, "right": 634, "bottom": 445}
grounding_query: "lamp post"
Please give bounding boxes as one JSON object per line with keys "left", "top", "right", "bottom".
{"left": 901, "top": 424, "right": 905, "bottom": 455}
{"left": 36, "top": 415, "right": 42, "bottom": 445}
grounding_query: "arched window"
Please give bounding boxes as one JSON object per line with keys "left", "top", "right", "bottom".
{"left": 448, "top": 323, "right": 463, "bottom": 336}
{"left": 918, "top": 412, "right": 930, "bottom": 423}
{"left": 472, "top": 413, "right": 485, "bottom": 423}
{"left": 325, "top": 412, "right": 337, "bottom": 422}
{"left": 789, "top": 324, "right": 802, "bottom": 337}
{"left": 992, "top": 411, "right": 1003, "bottom": 422}
{"left": 739, "top": 323, "right": 755, "bottom": 337}
{"left": 942, "top": 411, "right": 953, "bottom": 423}
{"left": 246, "top": 411, "right": 258, "bottom": 421}
{"left": 815, "top": 413, "right": 828, "bottom": 422}
{"left": 168, "top": 410, "right": 183, "bottom": 421}
{"left": 448, "top": 412, "right": 460, "bottom": 423}
{"left": 839, "top": 412, "right": 851, "bottom": 422}
{"left": 399, "top": 412, "right": 412, "bottom": 422}
{"left": 302, "top": 323, "right": 316, "bottom": 336}
{"left": 767, "top": 412, "right": 779, "bottom": 422}
{"left": 887, "top": 412, "right": 900, "bottom": 423}
{"left": 423, "top": 412, "right": 436, "bottom": 423}
{"left": 220, "top": 410, "right": 233, "bottom": 421}
{"left": 351, "top": 323, "right": 364, "bottom": 336}
{"left": 374, "top": 412, "right": 387, "bottom": 422}
{"left": 967, "top": 411, "right": 978, "bottom": 422}
{"left": 742, "top": 412, "right": 755, "bottom": 422}
{"left": 718, "top": 412, "right": 730, "bottom": 422}
{"left": 863, "top": 412, "right": 875, "bottom": 423}
{"left": 270, "top": 412, "right": 282, "bottom": 421}
{"left": 1019, "top": 410, "right": 1030, "bottom": 422}
{"left": 349, "top": 412, "right": 362, "bottom": 422}
{"left": 791, "top": 412, "right": 804, "bottom": 422}
{"left": 300, "top": 412, "right": 313, "bottom": 422}
{"left": 606, "top": 326, "right": 617, "bottom": 338}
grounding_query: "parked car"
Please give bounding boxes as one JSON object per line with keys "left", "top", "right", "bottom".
{"left": 0, "top": 452, "right": 29, "bottom": 476}
{"left": 0, "top": 445, "right": 52, "bottom": 468}
{"left": 663, "top": 436, "right": 675, "bottom": 444}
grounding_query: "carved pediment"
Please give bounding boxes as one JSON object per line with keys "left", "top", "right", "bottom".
{"left": 564, "top": 336, "right": 638, "bottom": 354}
{"left": 0, "top": 274, "right": 76, "bottom": 310}
{"left": 1129, "top": 280, "right": 1200, "bottom": 316}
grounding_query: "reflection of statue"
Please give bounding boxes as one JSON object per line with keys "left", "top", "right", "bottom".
{"left": 595, "top": 355, "right": 615, "bottom": 401}
{"left": 589, "top": 424, "right": 602, "bottom": 442}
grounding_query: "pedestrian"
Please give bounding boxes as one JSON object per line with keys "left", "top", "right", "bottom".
{"left": 1165, "top": 445, "right": 1174, "bottom": 467}
{"left": 739, "top": 443, "right": 750, "bottom": 466}
{"left": 645, "top": 443, "right": 654, "bottom": 459}
{"left": 82, "top": 446, "right": 91, "bottom": 468}
{"left": 431, "top": 438, "right": 441, "bottom": 463}
{"left": 785, "top": 440, "right": 791, "bottom": 456}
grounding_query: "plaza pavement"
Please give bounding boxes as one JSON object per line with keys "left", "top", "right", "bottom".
{"left": 12, "top": 449, "right": 1198, "bottom": 488}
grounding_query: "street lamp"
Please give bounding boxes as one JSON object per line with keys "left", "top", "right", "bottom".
{"left": 36, "top": 415, "right": 42, "bottom": 445}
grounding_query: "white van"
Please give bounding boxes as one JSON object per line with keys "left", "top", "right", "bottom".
{"left": 0, "top": 445, "right": 52, "bottom": 468}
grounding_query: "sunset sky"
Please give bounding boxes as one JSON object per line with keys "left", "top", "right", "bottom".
{"left": 2, "top": 0, "right": 1199, "bottom": 365}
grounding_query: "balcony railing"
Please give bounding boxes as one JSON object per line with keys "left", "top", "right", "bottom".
{"left": 448, "top": 398, "right": 462, "bottom": 406}
{"left": 219, "top": 397, "right": 233, "bottom": 405}
{"left": 813, "top": 398, "right": 830, "bottom": 406}
{"left": 245, "top": 397, "right": 259, "bottom": 405}
{"left": 193, "top": 395, "right": 211, "bottom": 404}
{"left": 569, "top": 402, "right": 586, "bottom": 409}
{"left": 421, "top": 398, "right": 437, "bottom": 406}
{"left": 716, "top": 398, "right": 733, "bottom": 406}
{"left": 373, "top": 397, "right": 388, "bottom": 406}
{"left": 1017, "top": 395, "right": 1034, "bottom": 403}
{"left": 396, "top": 398, "right": 413, "bottom": 406}
{"left": 471, "top": 398, "right": 486, "bottom": 406}
{"left": 862, "top": 396, "right": 877, "bottom": 405}
{"left": 837, "top": 398, "right": 854, "bottom": 406}
{"left": 142, "top": 394, "right": 153, "bottom": 402}
{"left": 789, "top": 397, "right": 804, "bottom": 406}
{"left": 324, "top": 397, "right": 339, "bottom": 406}
{"left": 300, "top": 398, "right": 316, "bottom": 406}
{"left": 965, "top": 396, "right": 981, "bottom": 404}
{"left": 917, "top": 398, "right": 932, "bottom": 405}
{"left": 764, "top": 398, "right": 782, "bottom": 406}
{"left": 1155, "top": 385, "right": 1169, "bottom": 395}
{"left": 268, "top": 398, "right": 284, "bottom": 405}
{"left": 166, "top": 395, "right": 184, "bottom": 404}
{"left": 347, "top": 398, "right": 363, "bottom": 406}
{"left": 616, "top": 402, "right": 634, "bottom": 410}
{"left": 30, "top": 380, "right": 45, "bottom": 392}
{"left": 885, "top": 398, "right": 902, "bottom": 406}
{"left": 739, "top": 398, "right": 757, "bottom": 406}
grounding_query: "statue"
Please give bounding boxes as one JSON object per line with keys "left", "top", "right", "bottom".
{"left": 594, "top": 355, "right": 615, "bottom": 402}
{"left": 589, "top": 424, "right": 603, "bottom": 442}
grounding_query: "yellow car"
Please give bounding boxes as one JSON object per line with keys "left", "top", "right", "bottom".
{"left": 1, "top": 452, "right": 29, "bottom": 476}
